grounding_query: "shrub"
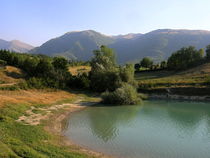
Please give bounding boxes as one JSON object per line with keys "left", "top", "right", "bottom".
{"left": 102, "top": 83, "right": 141, "bottom": 105}
{"left": 26, "top": 77, "right": 46, "bottom": 89}
{"left": 0, "top": 85, "right": 19, "bottom": 91}
{"left": 0, "top": 59, "right": 7, "bottom": 66}
{"left": 90, "top": 70, "right": 121, "bottom": 92}
{"left": 69, "top": 73, "right": 90, "bottom": 89}
{"left": 18, "top": 81, "right": 29, "bottom": 90}
{"left": 206, "top": 76, "right": 210, "bottom": 86}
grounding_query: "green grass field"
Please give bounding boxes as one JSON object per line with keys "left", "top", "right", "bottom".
{"left": 135, "top": 63, "right": 210, "bottom": 90}
{"left": 0, "top": 92, "right": 96, "bottom": 158}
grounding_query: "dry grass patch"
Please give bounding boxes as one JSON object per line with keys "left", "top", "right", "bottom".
{"left": 69, "top": 66, "right": 91, "bottom": 76}
{"left": 0, "top": 66, "right": 25, "bottom": 85}
{"left": 0, "top": 90, "right": 76, "bottom": 108}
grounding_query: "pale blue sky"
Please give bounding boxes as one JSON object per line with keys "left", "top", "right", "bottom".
{"left": 1, "top": 0, "right": 210, "bottom": 46}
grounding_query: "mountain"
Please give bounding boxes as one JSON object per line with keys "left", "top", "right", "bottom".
{"left": 112, "top": 33, "right": 142, "bottom": 40}
{"left": 30, "top": 29, "right": 210, "bottom": 63}
{"left": 0, "top": 39, "right": 34, "bottom": 53}
{"left": 110, "top": 29, "right": 210, "bottom": 63}
{"left": 30, "top": 30, "right": 115, "bottom": 60}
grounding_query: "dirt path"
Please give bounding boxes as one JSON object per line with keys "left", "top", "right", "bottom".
{"left": 16, "top": 99, "right": 85, "bottom": 125}
{"left": 16, "top": 98, "right": 112, "bottom": 158}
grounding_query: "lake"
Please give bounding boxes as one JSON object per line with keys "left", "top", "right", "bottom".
{"left": 64, "top": 100, "right": 210, "bottom": 158}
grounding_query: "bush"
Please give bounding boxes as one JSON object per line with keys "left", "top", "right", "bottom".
{"left": 26, "top": 77, "right": 47, "bottom": 89}
{"left": 90, "top": 71, "right": 121, "bottom": 92}
{"left": 102, "top": 83, "right": 141, "bottom": 105}
{"left": 68, "top": 73, "right": 90, "bottom": 89}
{"left": 0, "top": 85, "right": 19, "bottom": 91}
{"left": 0, "top": 59, "right": 7, "bottom": 66}
{"left": 206, "top": 76, "right": 210, "bottom": 86}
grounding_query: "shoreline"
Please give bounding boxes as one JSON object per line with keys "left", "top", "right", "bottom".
{"left": 149, "top": 94, "right": 210, "bottom": 101}
{"left": 44, "top": 100, "right": 113, "bottom": 158}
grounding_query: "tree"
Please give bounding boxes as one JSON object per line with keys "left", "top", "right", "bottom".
{"left": 198, "top": 48, "right": 205, "bottom": 58}
{"left": 160, "top": 61, "right": 167, "bottom": 69}
{"left": 90, "top": 45, "right": 119, "bottom": 92}
{"left": 206, "top": 45, "right": 210, "bottom": 60}
{"left": 134, "top": 63, "right": 140, "bottom": 71}
{"left": 52, "top": 57, "right": 68, "bottom": 71}
{"left": 90, "top": 46, "right": 140, "bottom": 105}
{"left": 91, "top": 45, "right": 116, "bottom": 73}
{"left": 167, "top": 46, "right": 204, "bottom": 70}
{"left": 36, "top": 58, "right": 54, "bottom": 77}
{"left": 23, "top": 57, "right": 39, "bottom": 75}
{"left": 140, "top": 57, "right": 153, "bottom": 69}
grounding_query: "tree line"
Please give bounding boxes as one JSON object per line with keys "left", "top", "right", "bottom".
{"left": 135, "top": 44, "right": 210, "bottom": 71}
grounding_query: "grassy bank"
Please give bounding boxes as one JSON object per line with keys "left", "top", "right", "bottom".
{"left": 0, "top": 89, "right": 98, "bottom": 158}
{"left": 135, "top": 63, "right": 210, "bottom": 96}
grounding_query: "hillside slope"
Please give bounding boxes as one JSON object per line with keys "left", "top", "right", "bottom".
{"left": 0, "top": 66, "right": 26, "bottom": 87}
{"left": 30, "top": 30, "right": 115, "bottom": 61}
{"left": 136, "top": 62, "right": 210, "bottom": 96}
{"left": 30, "top": 29, "right": 210, "bottom": 63}
{"left": 110, "top": 29, "right": 210, "bottom": 63}
{"left": 0, "top": 39, "right": 34, "bottom": 53}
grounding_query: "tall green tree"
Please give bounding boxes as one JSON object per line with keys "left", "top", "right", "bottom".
{"left": 206, "top": 45, "right": 210, "bottom": 60}
{"left": 140, "top": 57, "right": 153, "bottom": 69}
{"left": 134, "top": 63, "right": 141, "bottom": 71}
{"left": 52, "top": 57, "right": 68, "bottom": 71}
{"left": 90, "top": 45, "right": 119, "bottom": 92}
{"left": 91, "top": 45, "right": 116, "bottom": 73}
{"left": 167, "top": 46, "right": 204, "bottom": 70}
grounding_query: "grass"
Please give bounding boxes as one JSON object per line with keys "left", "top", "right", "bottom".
{"left": 0, "top": 90, "right": 95, "bottom": 158}
{"left": 0, "top": 66, "right": 26, "bottom": 90}
{"left": 69, "top": 66, "right": 91, "bottom": 76}
{"left": 135, "top": 63, "right": 210, "bottom": 90}
{"left": 0, "top": 89, "right": 76, "bottom": 108}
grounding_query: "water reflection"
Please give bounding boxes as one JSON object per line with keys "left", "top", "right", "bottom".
{"left": 86, "top": 105, "right": 142, "bottom": 141}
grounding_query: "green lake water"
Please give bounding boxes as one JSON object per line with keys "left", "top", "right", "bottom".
{"left": 64, "top": 100, "right": 210, "bottom": 158}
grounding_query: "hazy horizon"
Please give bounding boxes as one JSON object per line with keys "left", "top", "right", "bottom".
{"left": 1, "top": 0, "right": 210, "bottom": 46}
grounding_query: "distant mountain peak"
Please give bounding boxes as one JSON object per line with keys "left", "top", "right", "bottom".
{"left": 0, "top": 39, "right": 34, "bottom": 53}
{"left": 148, "top": 29, "right": 210, "bottom": 35}
{"left": 112, "top": 33, "right": 142, "bottom": 39}
{"left": 64, "top": 30, "right": 110, "bottom": 38}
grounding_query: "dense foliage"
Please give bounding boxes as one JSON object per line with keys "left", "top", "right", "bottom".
{"left": 0, "top": 50, "right": 71, "bottom": 89}
{"left": 90, "top": 45, "right": 140, "bottom": 104}
{"left": 102, "top": 83, "right": 140, "bottom": 105}
{"left": 140, "top": 57, "right": 154, "bottom": 69}
{"left": 135, "top": 45, "right": 210, "bottom": 72}
{"left": 206, "top": 45, "right": 210, "bottom": 60}
{"left": 167, "top": 46, "right": 204, "bottom": 70}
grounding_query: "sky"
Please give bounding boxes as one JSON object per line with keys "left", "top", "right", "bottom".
{"left": 1, "top": 0, "right": 210, "bottom": 46}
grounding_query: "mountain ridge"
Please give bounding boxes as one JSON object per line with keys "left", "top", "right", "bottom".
{"left": 0, "top": 39, "right": 34, "bottom": 53}
{"left": 16, "top": 29, "right": 210, "bottom": 63}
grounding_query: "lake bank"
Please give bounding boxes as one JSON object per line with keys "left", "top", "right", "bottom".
{"left": 44, "top": 99, "right": 112, "bottom": 158}
{"left": 138, "top": 87, "right": 210, "bottom": 101}
{"left": 0, "top": 89, "right": 110, "bottom": 158}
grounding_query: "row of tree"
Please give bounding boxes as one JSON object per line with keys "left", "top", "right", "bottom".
{"left": 0, "top": 50, "right": 71, "bottom": 88}
{"left": 135, "top": 44, "right": 210, "bottom": 71}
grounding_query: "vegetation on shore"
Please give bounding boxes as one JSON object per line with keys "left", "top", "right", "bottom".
{"left": 0, "top": 90, "right": 97, "bottom": 158}
{"left": 0, "top": 46, "right": 141, "bottom": 105}
{"left": 90, "top": 46, "right": 140, "bottom": 104}
{"left": 134, "top": 45, "right": 210, "bottom": 95}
